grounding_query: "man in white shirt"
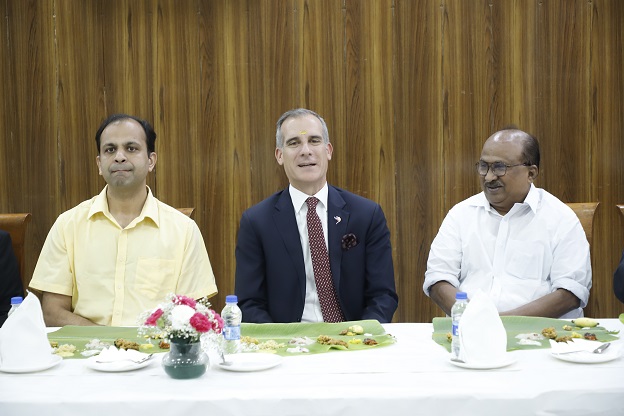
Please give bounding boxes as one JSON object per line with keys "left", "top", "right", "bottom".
{"left": 424, "top": 128, "right": 591, "bottom": 319}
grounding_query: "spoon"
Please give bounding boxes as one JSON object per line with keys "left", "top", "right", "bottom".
{"left": 96, "top": 353, "right": 153, "bottom": 364}
{"left": 592, "top": 343, "right": 610, "bottom": 354}
{"left": 219, "top": 351, "right": 233, "bottom": 366}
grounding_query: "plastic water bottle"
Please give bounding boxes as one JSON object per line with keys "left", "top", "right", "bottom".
{"left": 8, "top": 296, "right": 23, "bottom": 317}
{"left": 451, "top": 292, "right": 468, "bottom": 360}
{"left": 221, "top": 295, "right": 242, "bottom": 354}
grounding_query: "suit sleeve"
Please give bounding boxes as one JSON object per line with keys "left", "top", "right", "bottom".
{"left": 235, "top": 211, "right": 274, "bottom": 323}
{"left": 361, "top": 204, "right": 398, "bottom": 323}
{"left": 0, "top": 232, "right": 23, "bottom": 327}
{"left": 614, "top": 250, "right": 624, "bottom": 304}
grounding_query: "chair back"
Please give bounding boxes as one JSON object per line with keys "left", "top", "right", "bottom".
{"left": 617, "top": 204, "right": 624, "bottom": 219}
{"left": 565, "top": 202, "right": 599, "bottom": 247}
{"left": 0, "top": 213, "right": 32, "bottom": 293}
{"left": 177, "top": 208, "right": 195, "bottom": 219}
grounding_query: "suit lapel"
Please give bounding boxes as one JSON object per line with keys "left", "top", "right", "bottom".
{"left": 273, "top": 189, "right": 306, "bottom": 300}
{"left": 327, "top": 186, "right": 348, "bottom": 290}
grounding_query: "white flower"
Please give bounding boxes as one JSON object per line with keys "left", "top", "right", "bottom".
{"left": 170, "top": 304, "right": 195, "bottom": 329}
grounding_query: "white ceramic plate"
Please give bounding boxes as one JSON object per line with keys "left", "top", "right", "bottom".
{"left": 449, "top": 357, "right": 516, "bottom": 370}
{"left": 218, "top": 353, "right": 283, "bottom": 372}
{"left": 551, "top": 351, "right": 620, "bottom": 364}
{"left": 0, "top": 355, "right": 63, "bottom": 373}
{"left": 85, "top": 355, "right": 153, "bottom": 372}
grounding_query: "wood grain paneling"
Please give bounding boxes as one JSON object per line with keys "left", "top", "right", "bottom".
{"left": 0, "top": 0, "right": 59, "bottom": 283}
{"left": 1, "top": 0, "right": 623, "bottom": 321}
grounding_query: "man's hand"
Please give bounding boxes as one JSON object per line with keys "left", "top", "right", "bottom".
{"left": 428, "top": 281, "right": 461, "bottom": 316}
{"left": 41, "top": 292, "right": 99, "bottom": 326}
{"left": 500, "top": 288, "right": 580, "bottom": 318}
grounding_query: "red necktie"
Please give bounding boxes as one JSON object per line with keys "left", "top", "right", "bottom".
{"left": 306, "top": 197, "right": 345, "bottom": 322}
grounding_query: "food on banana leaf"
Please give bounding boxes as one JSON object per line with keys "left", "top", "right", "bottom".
{"left": 317, "top": 335, "right": 349, "bottom": 348}
{"left": 363, "top": 338, "right": 378, "bottom": 346}
{"left": 541, "top": 327, "right": 557, "bottom": 339}
{"left": 53, "top": 343, "right": 76, "bottom": 357}
{"left": 555, "top": 335, "right": 572, "bottom": 343}
{"left": 158, "top": 340, "right": 170, "bottom": 349}
{"left": 562, "top": 325, "right": 575, "bottom": 331}
{"left": 583, "top": 333, "right": 597, "bottom": 341}
{"left": 114, "top": 338, "right": 140, "bottom": 351}
{"left": 571, "top": 318, "right": 599, "bottom": 328}
{"left": 348, "top": 339, "right": 363, "bottom": 344}
{"left": 515, "top": 332, "right": 545, "bottom": 346}
{"left": 340, "top": 324, "right": 365, "bottom": 336}
{"left": 241, "top": 335, "right": 259, "bottom": 345}
{"left": 570, "top": 332, "right": 582, "bottom": 339}
{"left": 446, "top": 332, "right": 452, "bottom": 343}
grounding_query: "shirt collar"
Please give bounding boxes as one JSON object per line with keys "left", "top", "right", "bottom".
{"left": 289, "top": 183, "right": 329, "bottom": 213}
{"left": 88, "top": 185, "right": 160, "bottom": 227}
{"left": 472, "top": 183, "right": 538, "bottom": 214}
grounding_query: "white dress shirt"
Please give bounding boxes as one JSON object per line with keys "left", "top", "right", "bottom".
{"left": 289, "top": 183, "right": 330, "bottom": 322}
{"left": 424, "top": 184, "right": 591, "bottom": 319}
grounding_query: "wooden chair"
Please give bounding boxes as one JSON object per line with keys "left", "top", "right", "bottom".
{"left": 617, "top": 204, "right": 624, "bottom": 219}
{"left": 0, "top": 213, "right": 32, "bottom": 294}
{"left": 177, "top": 208, "right": 195, "bottom": 219}
{"left": 565, "top": 202, "right": 599, "bottom": 247}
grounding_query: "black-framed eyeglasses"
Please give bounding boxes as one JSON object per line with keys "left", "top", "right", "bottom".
{"left": 475, "top": 160, "right": 530, "bottom": 177}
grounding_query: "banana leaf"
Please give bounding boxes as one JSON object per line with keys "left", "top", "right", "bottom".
{"left": 48, "top": 326, "right": 169, "bottom": 359}
{"left": 48, "top": 320, "right": 394, "bottom": 359}
{"left": 432, "top": 316, "right": 620, "bottom": 352}
{"left": 240, "top": 319, "right": 395, "bottom": 356}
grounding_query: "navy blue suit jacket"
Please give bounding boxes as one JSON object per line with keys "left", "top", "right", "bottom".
{"left": 0, "top": 230, "right": 23, "bottom": 327}
{"left": 235, "top": 185, "right": 398, "bottom": 323}
{"left": 614, "top": 250, "right": 624, "bottom": 304}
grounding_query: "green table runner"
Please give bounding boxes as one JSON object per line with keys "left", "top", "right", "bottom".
{"left": 48, "top": 320, "right": 394, "bottom": 359}
{"left": 432, "top": 316, "right": 620, "bottom": 352}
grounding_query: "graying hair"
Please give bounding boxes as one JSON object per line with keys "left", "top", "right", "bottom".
{"left": 275, "top": 108, "right": 330, "bottom": 148}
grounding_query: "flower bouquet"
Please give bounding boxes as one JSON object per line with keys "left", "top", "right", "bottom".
{"left": 139, "top": 294, "right": 224, "bottom": 379}
{"left": 139, "top": 293, "right": 224, "bottom": 343}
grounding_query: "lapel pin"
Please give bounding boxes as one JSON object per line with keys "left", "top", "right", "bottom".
{"left": 334, "top": 216, "right": 341, "bottom": 225}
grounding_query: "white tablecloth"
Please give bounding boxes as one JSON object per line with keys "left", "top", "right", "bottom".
{"left": 1, "top": 320, "right": 623, "bottom": 416}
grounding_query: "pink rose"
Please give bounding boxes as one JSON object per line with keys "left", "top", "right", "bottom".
{"left": 174, "top": 295, "right": 197, "bottom": 309}
{"left": 145, "top": 308, "right": 163, "bottom": 326}
{"left": 189, "top": 312, "right": 211, "bottom": 333}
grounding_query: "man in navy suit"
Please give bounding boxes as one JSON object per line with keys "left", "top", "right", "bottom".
{"left": 235, "top": 108, "right": 398, "bottom": 323}
{"left": 614, "top": 251, "right": 624, "bottom": 303}
{"left": 0, "top": 230, "right": 23, "bottom": 327}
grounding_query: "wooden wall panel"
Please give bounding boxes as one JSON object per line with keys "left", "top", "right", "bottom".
{"left": 55, "top": 0, "right": 106, "bottom": 209}
{"left": 394, "top": 1, "right": 445, "bottom": 322}
{"left": 2, "top": 0, "right": 623, "bottom": 321}
{"left": 0, "top": 0, "right": 59, "bottom": 285}
{"left": 588, "top": 0, "right": 624, "bottom": 317}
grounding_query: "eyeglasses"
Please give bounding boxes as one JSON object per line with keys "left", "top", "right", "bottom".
{"left": 475, "top": 161, "right": 530, "bottom": 177}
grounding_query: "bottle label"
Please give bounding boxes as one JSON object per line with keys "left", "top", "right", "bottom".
{"left": 452, "top": 322, "right": 459, "bottom": 337}
{"left": 223, "top": 325, "right": 240, "bottom": 341}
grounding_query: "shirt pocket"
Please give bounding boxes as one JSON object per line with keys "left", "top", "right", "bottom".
{"left": 505, "top": 240, "right": 544, "bottom": 280}
{"left": 135, "top": 258, "right": 177, "bottom": 301}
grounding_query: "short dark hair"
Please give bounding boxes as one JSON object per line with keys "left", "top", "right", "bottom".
{"left": 95, "top": 114, "right": 157, "bottom": 155}
{"left": 499, "top": 125, "right": 540, "bottom": 168}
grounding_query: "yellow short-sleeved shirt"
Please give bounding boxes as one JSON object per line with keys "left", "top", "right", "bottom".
{"left": 29, "top": 186, "right": 218, "bottom": 326}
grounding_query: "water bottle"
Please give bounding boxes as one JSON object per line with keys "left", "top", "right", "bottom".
{"left": 8, "top": 296, "right": 23, "bottom": 317}
{"left": 221, "top": 295, "right": 242, "bottom": 354}
{"left": 451, "top": 292, "right": 468, "bottom": 359}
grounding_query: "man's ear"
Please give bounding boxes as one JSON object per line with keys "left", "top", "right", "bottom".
{"left": 528, "top": 165, "right": 539, "bottom": 182}
{"left": 275, "top": 148, "right": 284, "bottom": 165}
{"left": 148, "top": 152, "right": 157, "bottom": 172}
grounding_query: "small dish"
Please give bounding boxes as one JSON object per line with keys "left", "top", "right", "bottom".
{"left": 449, "top": 357, "right": 516, "bottom": 370}
{"left": 0, "top": 355, "right": 63, "bottom": 374}
{"left": 85, "top": 355, "right": 153, "bottom": 372}
{"left": 217, "top": 353, "right": 283, "bottom": 372}
{"left": 551, "top": 351, "right": 619, "bottom": 364}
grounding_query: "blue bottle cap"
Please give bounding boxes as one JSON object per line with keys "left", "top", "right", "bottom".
{"left": 455, "top": 292, "right": 468, "bottom": 300}
{"left": 10, "top": 296, "right": 23, "bottom": 305}
{"left": 225, "top": 295, "right": 238, "bottom": 303}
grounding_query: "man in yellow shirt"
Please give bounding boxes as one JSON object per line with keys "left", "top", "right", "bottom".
{"left": 29, "top": 114, "right": 218, "bottom": 326}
